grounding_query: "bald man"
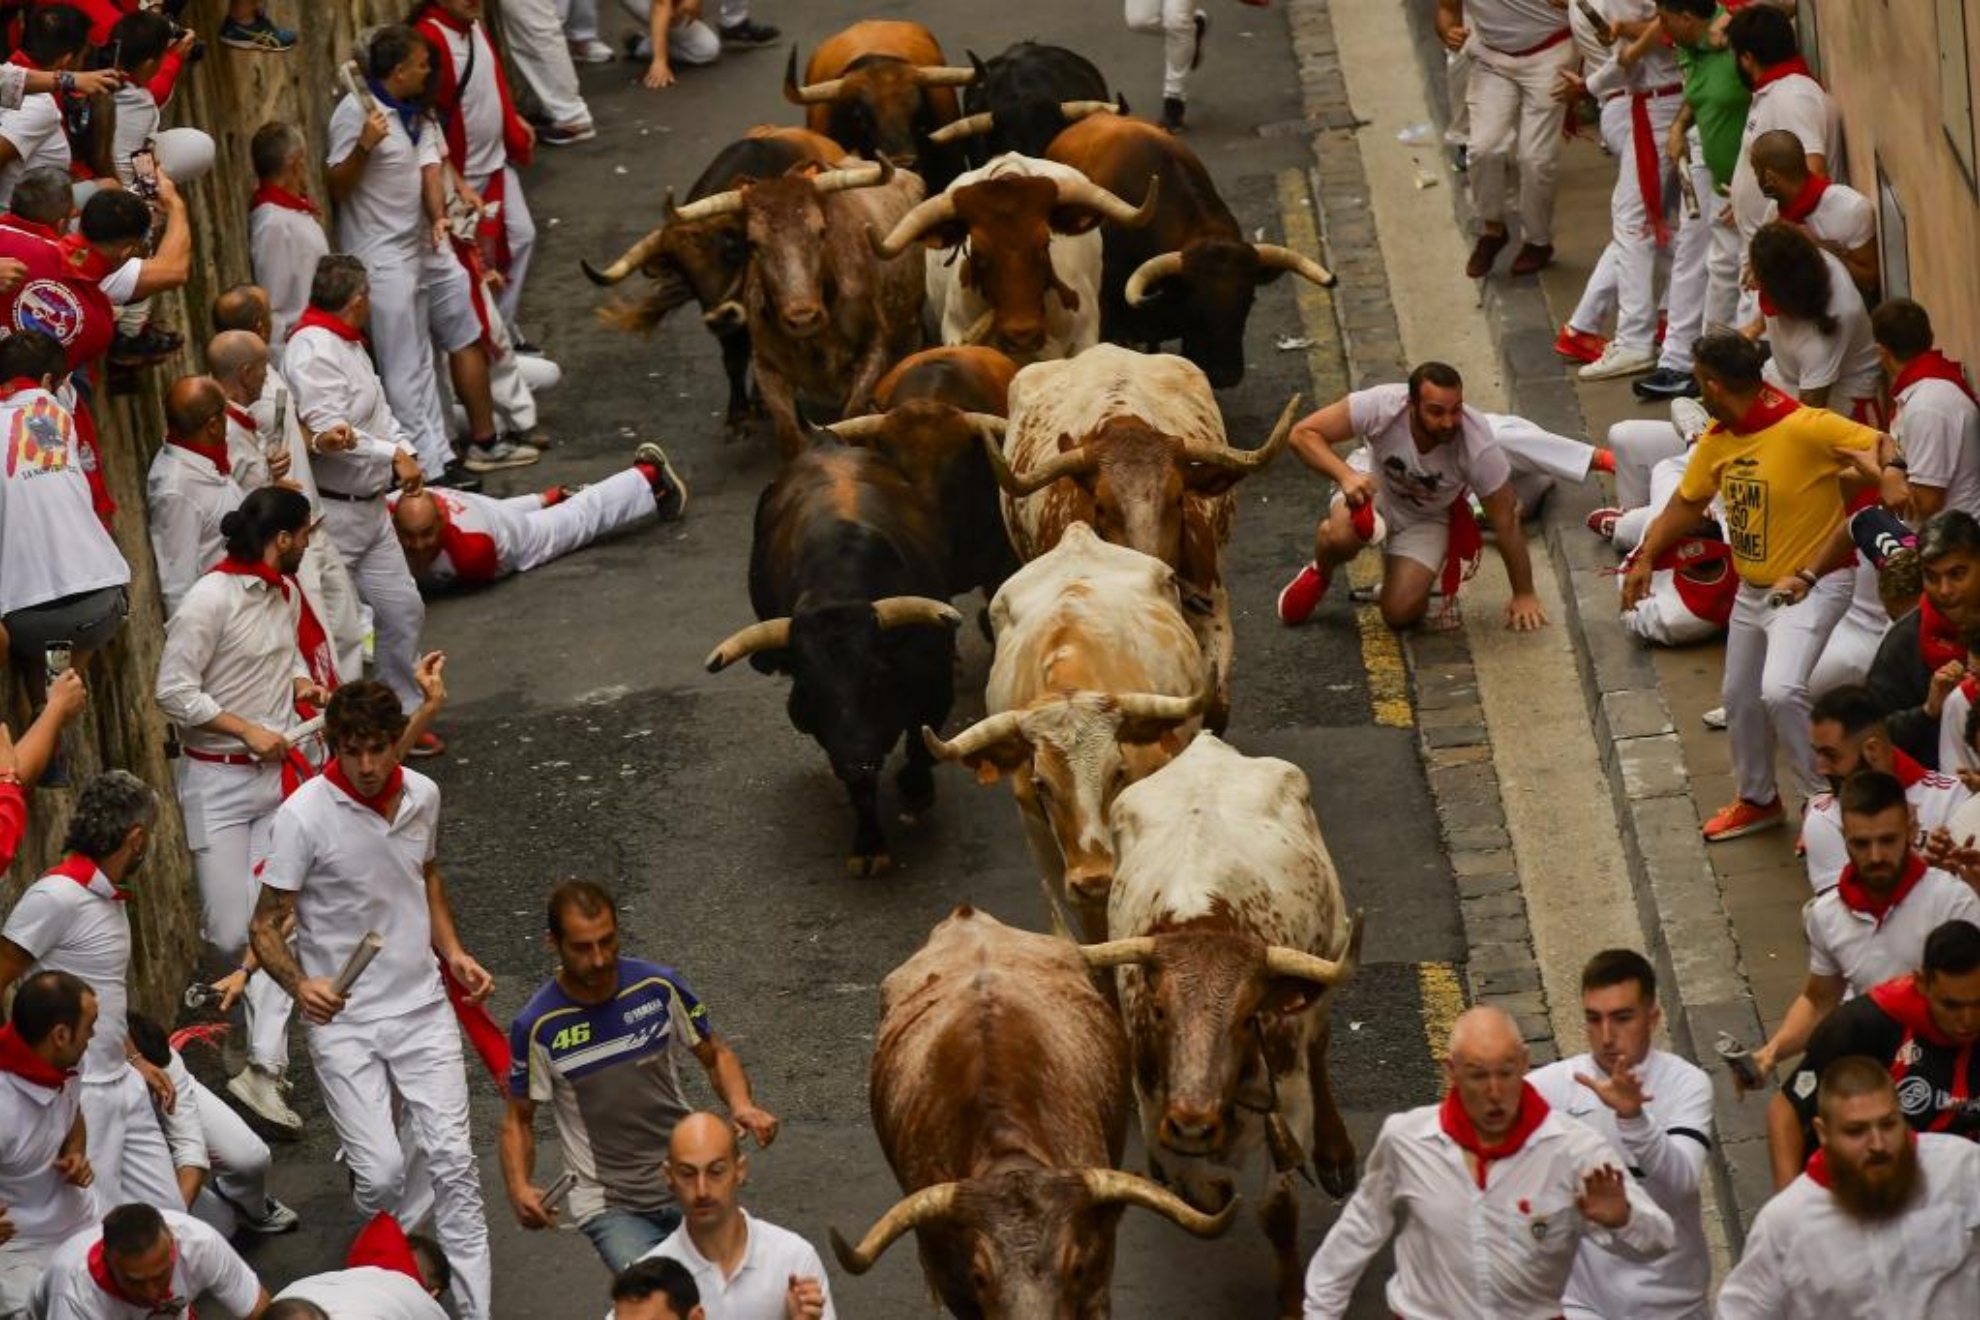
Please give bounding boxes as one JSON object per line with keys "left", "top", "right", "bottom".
{"left": 1750, "top": 128, "right": 1877, "bottom": 300}
{"left": 621, "top": 1112, "right": 832, "bottom": 1320}
{"left": 1304, "top": 1007, "right": 1674, "bottom": 1320}
{"left": 146, "top": 376, "right": 245, "bottom": 617}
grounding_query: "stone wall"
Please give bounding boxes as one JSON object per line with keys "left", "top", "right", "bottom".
{"left": 3, "top": 0, "right": 409, "bottom": 1019}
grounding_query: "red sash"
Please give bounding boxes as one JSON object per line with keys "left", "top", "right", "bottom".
{"left": 1442, "top": 494, "right": 1484, "bottom": 605}
{"left": 415, "top": 6, "right": 535, "bottom": 172}
{"left": 1629, "top": 92, "right": 1671, "bottom": 247}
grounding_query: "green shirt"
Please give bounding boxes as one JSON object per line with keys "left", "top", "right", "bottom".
{"left": 1677, "top": 14, "right": 1751, "bottom": 190}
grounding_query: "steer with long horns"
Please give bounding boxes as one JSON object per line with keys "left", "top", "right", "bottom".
{"left": 871, "top": 153, "right": 1160, "bottom": 365}
{"left": 580, "top": 127, "right": 843, "bottom": 438}
{"left": 1083, "top": 733, "right": 1364, "bottom": 1319}
{"left": 1046, "top": 113, "right": 1335, "bottom": 390}
{"left": 833, "top": 904, "right": 1235, "bottom": 1317}
{"left": 784, "top": 20, "right": 976, "bottom": 190}
{"left": 706, "top": 446, "right": 960, "bottom": 876}
{"left": 924, "top": 524, "right": 1209, "bottom": 938}
{"left": 937, "top": 41, "right": 1125, "bottom": 163}
{"left": 667, "top": 158, "right": 925, "bottom": 459}
{"left": 987, "top": 344, "right": 1297, "bottom": 730}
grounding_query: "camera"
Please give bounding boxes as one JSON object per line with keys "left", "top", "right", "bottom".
{"left": 166, "top": 21, "right": 207, "bottom": 64}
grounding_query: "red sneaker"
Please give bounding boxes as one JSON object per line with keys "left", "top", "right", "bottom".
{"left": 1554, "top": 326, "right": 1607, "bottom": 364}
{"left": 407, "top": 731, "right": 447, "bottom": 759}
{"left": 1702, "top": 797, "right": 1784, "bottom": 842}
{"left": 1586, "top": 506, "right": 1621, "bottom": 539}
{"left": 1277, "top": 562, "right": 1329, "bottom": 626}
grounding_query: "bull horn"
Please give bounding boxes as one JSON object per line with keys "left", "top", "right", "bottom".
{"left": 668, "top": 189, "right": 746, "bottom": 224}
{"left": 982, "top": 435, "right": 1097, "bottom": 497}
{"left": 1254, "top": 242, "right": 1338, "bottom": 289}
{"left": 1056, "top": 173, "right": 1161, "bottom": 229}
{"left": 783, "top": 46, "right": 846, "bottom": 105}
{"left": 822, "top": 415, "right": 889, "bottom": 444}
{"left": 1263, "top": 909, "right": 1365, "bottom": 987}
{"left": 1111, "top": 680, "right": 1213, "bottom": 725}
{"left": 1181, "top": 393, "right": 1301, "bottom": 472}
{"left": 580, "top": 223, "right": 669, "bottom": 286}
{"left": 704, "top": 618, "right": 792, "bottom": 673}
{"left": 913, "top": 65, "right": 981, "bottom": 88}
{"left": 927, "top": 111, "right": 995, "bottom": 146}
{"left": 813, "top": 159, "right": 894, "bottom": 196}
{"left": 872, "top": 596, "right": 964, "bottom": 631}
{"left": 1077, "top": 936, "right": 1158, "bottom": 970}
{"left": 1058, "top": 100, "right": 1122, "bottom": 122}
{"left": 960, "top": 308, "right": 998, "bottom": 346}
{"left": 961, "top": 413, "right": 1008, "bottom": 449}
{"left": 1080, "top": 1169, "right": 1239, "bottom": 1239}
{"left": 871, "top": 190, "right": 962, "bottom": 259}
{"left": 1125, "top": 250, "right": 1185, "bottom": 306}
{"left": 829, "top": 1182, "right": 962, "bottom": 1274}
{"left": 922, "top": 711, "right": 1024, "bottom": 763}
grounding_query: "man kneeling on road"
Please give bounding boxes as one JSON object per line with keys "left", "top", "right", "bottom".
{"left": 1277, "top": 361, "right": 1549, "bottom": 632}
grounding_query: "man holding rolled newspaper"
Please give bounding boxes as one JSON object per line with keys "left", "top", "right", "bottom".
{"left": 251, "top": 679, "right": 496, "bottom": 1320}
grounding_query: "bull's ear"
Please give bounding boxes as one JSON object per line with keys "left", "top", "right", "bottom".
{"left": 1048, "top": 205, "right": 1105, "bottom": 236}
{"left": 1056, "top": 430, "right": 1079, "bottom": 454}
{"left": 1181, "top": 461, "right": 1246, "bottom": 496}
{"left": 1254, "top": 263, "right": 1291, "bottom": 287}
{"left": 922, "top": 218, "right": 971, "bottom": 250}
{"left": 1156, "top": 729, "right": 1182, "bottom": 756}
{"left": 1263, "top": 980, "right": 1320, "bottom": 1017}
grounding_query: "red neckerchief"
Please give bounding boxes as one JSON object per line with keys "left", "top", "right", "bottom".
{"left": 1804, "top": 1130, "right": 1918, "bottom": 1189}
{"left": 1871, "top": 975, "right": 1958, "bottom": 1049}
{"left": 0, "top": 375, "right": 43, "bottom": 399}
{"left": 1891, "top": 750, "right": 1929, "bottom": 789}
{"left": 249, "top": 183, "right": 320, "bottom": 217}
{"left": 1892, "top": 349, "right": 1980, "bottom": 409}
{"left": 292, "top": 305, "right": 367, "bottom": 345}
{"left": 414, "top": 4, "right": 535, "bottom": 170}
{"left": 47, "top": 853, "right": 127, "bottom": 902}
{"left": 57, "top": 232, "right": 115, "bottom": 283}
{"left": 0, "top": 215, "right": 61, "bottom": 243}
{"left": 166, "top": 428, "right": 231, "bottom": 477}
{"left": 1835, "top": 851, "right": 1928, "bottom": 926}
{"left": 1439, "top": 1081, "right": 1551, "bottom": 1189}
{"left": 224, "top": 403, "right": 258, "bottom": 433}
{"left": 1707, "top": 385, "right": 1801, "bottom": 437}
{"left": 323, "top": 758, "right": 404, "bottom": 819}
{"left": 1777, "top": 171, "right": 1831, "bottom": 224}
{"left": 6, "top": 51, "right": 40, "bottom": 73}
{"left": 208, "top": 554, "right": 291, "bottom": 600}
{"left": 346, "top": 1211, "right": 425, "bottom": 1283}
{"left": 1751, "top": 55, "right": 1817, "bottom": 93}
{"left": 87, "top": 1238, "right": 182, "bottom": 1309}
{"left": 1919, "top": 595, "right": 1966, "bottom": 671}
{"left": 0, "top": 1022, "right": 71, "bottom": 1089}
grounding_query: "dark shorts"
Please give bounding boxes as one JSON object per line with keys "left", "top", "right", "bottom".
{"left": 4, "top": 585, "right": 129, "bottom": 665}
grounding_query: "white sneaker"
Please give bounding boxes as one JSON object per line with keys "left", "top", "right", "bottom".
{"left": 236, "top": 1197, "right": 301, "bottom": 1235}
{"left": 227, "top": 1066, "right": 302, "bottom": 1133}
{"left": 569, "top": 37, "right": 614, "bottom": 63}
{"left": 1701, "top": 705, "right": 1728, "bottom": 730}
{"left": 1671, "top": 397, "right": 1712, "bottom": 443}
{"left": 1579, "top": 343, "right": 1658, "bottom": 381}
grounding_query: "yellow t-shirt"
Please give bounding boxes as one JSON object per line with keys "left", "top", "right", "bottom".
{"left": 1676, "top": 400, "right": 1879, "bottom": 586}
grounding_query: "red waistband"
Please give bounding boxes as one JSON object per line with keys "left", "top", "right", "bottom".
{"left": 184, "top": 748, "right": 260, "bottom": 767}
{"left": 1486, "top": 27, "right": 1572, "bottom": 58}
{"left": 1605, "top": 83, "right": 1684, "bottom": 103}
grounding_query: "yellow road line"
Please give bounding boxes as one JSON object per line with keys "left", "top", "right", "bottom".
{"left": 1417, "top": 961, "right": 1465, "bottom": 1060}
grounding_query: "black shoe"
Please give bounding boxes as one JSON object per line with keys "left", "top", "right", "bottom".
{"left": 109, "top": 324, "right": 181, "bottom": 366}
{"left": 635, "top": 442, "right": 689, "bottom": 521}
{"left": 512, "top": 339, "right": 544, "bottom": 357}
{"left": 1191, "top": 9, "right": 1208, "bottom": 70}
{"left": 431, "top": 461, "right": 484, "bottom": 493}
{"left": 1452, "top": 145, "right": 1468, "bottom": 174}
{"left": 718, "top": 18, "right": 780, "bottom": 47}
{"left": 1633, "top": 367, "right": 1701, "bottom": 400}
{"left": 1162, "top": 96, "right": 1187, "bottom": 133}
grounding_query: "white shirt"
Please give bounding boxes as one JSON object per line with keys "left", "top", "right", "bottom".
{"left": 155, "top": 1048, "right": 207, "bottom": 1176}
{"left": 263, "top": 770, "right": 445, "bottom": 1023}
{"left": 0, "top": 1065, "right": 95, "bottom": 1251}
{"left": 109, "top": 85, "right": 161, "bottom": 188}
{"left": 1527, "top": 1052, "right": 1713, "bottom": 1320}
{"left": 1762, "top": 249, "right": 1883, "bottom": 406}
{"left": 0, "top": 387, "right": 129, "bottom": 615}
{"left": 0, "top": 91, "right": 70, "bottom": 209}
{"left": 0, "top": 865, "right": 130, "bottom": 1082}
{"left": 154, "top": 570, "right": 309, "bottom": 756}
{"left": 1776, "top": 181, "right": 1876, "bottom": 255}
{"left": 0, "top": 64, "right": 29, "bottom": 111}
{"left": 430, "top": 21, "right": 508, "bottom": 181}
{"left": 1302, "top": 1103, "right": 1675, "bottom": 1319}
{"left": 145, "top": 443, "right": 243, "bottom": 619}
{"left": 1803, "top": 866, "right": 1980, "bottom": 991}
{"left": 328, "top": 93, "right": 443, "bottom": 264}
{"left": 285, "top": 322, "right": 411, "bottom": 499}
{"left": 37, "top": 1209, "right": 263, "bottom": 1320}
{"left": 385, "top": 487, "right": 532, "bottom": 584}
{"left": 1803, "top": 760, "right": 1971, "bottom": 892}
{"left": 1348, "top": 383, "right": 1512, "bottom": 519}
{"left": 1716, "top": 1133, "right": 1980, "bottom": 1319}
{"left": 249, "top": 200, "right": 330, "bottom": 362}
{"left": 275, "top": 1266, "right": 450, "bottom": 1319}
{"left": 1732, "top": 71, "right": 1838, "bottom": 239}
{"left": 629, "top": 1213, "right": 838, "bottom": 1320}
{"left": 1465, "top": 0, "right": 1568, "bottom": 56}
{"left": 1897, "top": 376, "right": 1980, "bottom": 515}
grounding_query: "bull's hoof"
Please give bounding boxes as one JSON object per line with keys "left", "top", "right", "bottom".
{"left": 1315, "top": 1157, "right": 1358, "bottom": 1199}
{"left": 846, "top": 852, "right": 892, "bottom": 877}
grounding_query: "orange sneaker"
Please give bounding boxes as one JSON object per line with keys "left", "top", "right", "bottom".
{"left": 1702, "top": 797, "right": 1783, "bottom": 842}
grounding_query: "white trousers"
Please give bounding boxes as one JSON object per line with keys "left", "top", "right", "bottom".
{"left": 1808, "top": 556, "right": 1892, "bottom": 695}
{"left": 1445, "top": 45, "right": 1473, "bottom": 146}
{"left": 1587, "top": 91, "right": 1682, "bottom": 351}
{"left": 501, "top": 0, "right": 593, "bottom": 128}
{"left": 309, "top": 998, "right": 490, "bottom": 1320}
{"left": 1566, "top": 97, "right": 1635, "bottom": 336}
{"left": 1614, "top": 452, "right": 1692, "bottom": 554}
{"left": 1490, "top": 413, "right": 1594, "bottom": 514}
{"left": 187, "top": 1072, "right": 274, "bottom": 1234}
{"left": 0, "top": 1249, "right": 47, "bottom": 1318}
{"left": 361, "top": 254, "right": 454, "bottom": 480}
{"left": 298, "top": 534, "right": 365, "bottom": 688}
{"left": 1124, "top": 0, "right": 1196, "bottom": 101}
{"left": 1724, "top": 574, "right": 1854, "bottom": 804}
{"left": 174, "top": 757, "right": 293, "bottom": 1072}
{"left": 324, "top": 498, "right": 426, "bottom": 714}
{"left": 1467, "top": 40, "right": 1577, "bottom": 245}
{"left": 469, "top": 166, "right": 537, "bottom": 330}
{"left": 1658, "top": 136, "right": 1742, "bottom": 372}
{"left": 81, "top": 1066, "right": 181, "bottom": 1214}
{"left": 1608, "top": 418, "right": 1690, "bottom": 511}
{"left": 617, "top": 0, "right": 723, "bottom": 63}
{"left": 508, "top": 468, "right": 655, "bottom": 573}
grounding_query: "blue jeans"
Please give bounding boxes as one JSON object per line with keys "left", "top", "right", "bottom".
{"left": 581, "top": 1206, "right": 683, "bottom": 1272}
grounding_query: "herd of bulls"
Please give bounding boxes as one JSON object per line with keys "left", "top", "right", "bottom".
{"left": 584, "top": 20, "right": 1363, "bottom": 1317}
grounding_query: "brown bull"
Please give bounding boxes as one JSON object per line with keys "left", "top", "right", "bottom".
{"left": 784, "top": 20, "right": 975, "bottom": 188}
{"left": 833, "top": 904, "right": 1234, "bottom": 1317}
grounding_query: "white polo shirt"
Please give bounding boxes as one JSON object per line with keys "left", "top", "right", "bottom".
{"left": 1717, "top": 1133, "right": 1980, "bottom": 1319}
{"left": 1731, "top": 71, "right": 1837, "bottom": 239}
{"left": 1, "top": 864, "right": 131, "bottom": 1082}
{"left": 1802, "top": 755, "right": 1970, "bottom": 892}
{"left": 0, "top": 1064, "right": 96, "bottom": 1251}
{"left": 1897, "top": 376, "right": 1980, "bottom": 515}
{"left": 1348, "top": 384, "right": 1512, "bottom": 521}
{"left": 328, "top": 94, "right": 443, "bottom": 266}
{"left": 145, "top": 443, "right": 244, "bottom": 619}
{"left": 154, "top": 570, "right": 308, "bottom": 757}
{"left": 0, "top": 387, "right": 130, "bottom": 616}
{"left": 262, "top": 770, "right": 445, "bottom": 1024}
{"left": 1804, "top": 865, "right": 1980, "bottom": 993}
{"left": 248, "top": 199, "right": 330, "bottom": 360}
{"left": 0, "top": 91, "right": 69, "bottom": 209}
{"left": 1528, "top": 1051, "right": 1713, "bottom": 1320}
{"left": 1761, "top": 249, "right": 1883, "bottom": 406}
{"left": 630, "top": 1212, "right": 838, "bottom": 1320}
{"left": 36, "top": 1209, "right": 263, "bottom": 1320}
{"left": 276, "top": 1266, "right": 449, "bottom": 1319}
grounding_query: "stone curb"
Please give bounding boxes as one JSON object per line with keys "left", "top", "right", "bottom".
{"left": 1388, "top": 2, "right": 1770, "bottom": 1245}
{"left": 1286, "top": 0, "right": 1557, "bottom": 1065}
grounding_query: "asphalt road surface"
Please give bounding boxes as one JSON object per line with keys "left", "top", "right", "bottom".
{"left": 206, "top": 3, "right": 1469, "bottom": 1315}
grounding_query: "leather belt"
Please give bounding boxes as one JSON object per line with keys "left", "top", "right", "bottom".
{"left": 184, "top": 748, "right": 261, "bottom": 767}
{"left": 1484, "top": 27, "right": 1571, "bottom": 58}
{"left": 318, "top": 487, "right": 388, "bottom": 502}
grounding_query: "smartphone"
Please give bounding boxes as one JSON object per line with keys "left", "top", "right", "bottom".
{"left": 129, "top": 146, "right": 158, "bottom": 197}
{"left": 44, "top": 641, "right": 72, "bottom": 689}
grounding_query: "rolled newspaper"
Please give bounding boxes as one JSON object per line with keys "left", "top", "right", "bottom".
{"left": 540, "top": 1170, "right": 579, "bottom": 1214}
{"left": 341, "top": 61, "right": 377, "bottom": 114}
{"left": 267, "top": 387, "right": 290, "bottom": 461}
{"left": 331, "top": 931, "right": 385, "bottom": 997}
{"left": 285, "top": 714, "right": 324, "bottom": 750}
